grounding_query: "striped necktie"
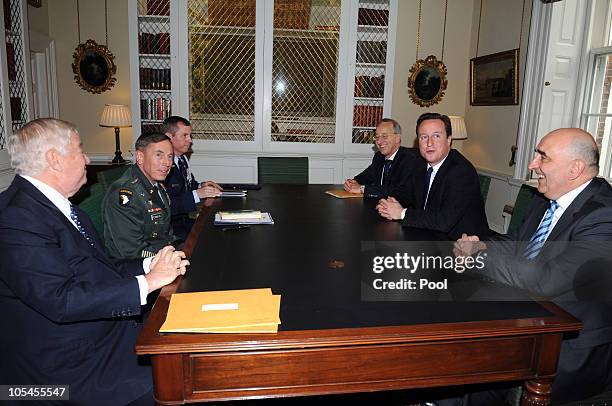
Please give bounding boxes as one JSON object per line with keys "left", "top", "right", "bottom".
{"left": 69, "top": 204, "right": 95, "bottom": 247}
{"left": 381, "top": 160, "right": 392, "bottom": 185}
{"left": 523, "top": 200, "right": 559, "bottom": 260}
{"left": 178, "top": 155, "right": 189, "bottom": 188}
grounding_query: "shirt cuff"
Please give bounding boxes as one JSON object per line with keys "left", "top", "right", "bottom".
{"left": 401, "top": 208, "right": 406, "bottom": 220}
{"left": 142, "top": 257, "right": 153, "bottom": 273}
{"left": 192, "top": 190, "right": 201, "bottom": 204}
{"left": 135, "top": 275, "right": 149, "bottom": 305}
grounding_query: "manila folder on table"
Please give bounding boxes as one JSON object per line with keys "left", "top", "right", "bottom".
{"left": 160, "top": 288, "right": 281, "bottom": 333}
{"left": 325, "top": 189, "right": 363, "bottom": 198}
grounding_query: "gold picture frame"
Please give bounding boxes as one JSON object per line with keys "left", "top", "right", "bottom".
{"left": 470, "top": 49, "right": 519, "bottom": 106}
{"left": 72, "top": 39, "right": 117, "bottom": 94}
{"left": 407, "top": 55, "right": 448, "bottom": 107}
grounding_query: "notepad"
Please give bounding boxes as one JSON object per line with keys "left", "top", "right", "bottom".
{"left": 160, "top": 288, "right": 281, "bottom": 334}
{"left": 218, "top": 210, "right": 262, "bottom": 220}
{"left": 325, "top": 189, "right": 364, "bottom": 198}
{"left": 220, "top": 190, "right": 247, "bottom": 198}
{"left": 214, "top": 212, "right": 274, "bottom": 225}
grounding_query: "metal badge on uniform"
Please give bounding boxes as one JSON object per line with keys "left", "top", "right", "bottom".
{"left": 118, "top": 189, "right": 133, "bottom": 205}
{"left": 150, "top": 213, "right": 163, "bottom": 221}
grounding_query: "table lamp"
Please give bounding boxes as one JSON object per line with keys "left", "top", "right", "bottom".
{"left": 100, "top": 104, "right": 132, "bottom": 163}
{"left": 449, "top": 116, "right": 468, "bottom": 140}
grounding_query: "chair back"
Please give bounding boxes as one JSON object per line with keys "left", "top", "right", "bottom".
{"left": 257, "top": 157, "right": 308, "bottom": 184}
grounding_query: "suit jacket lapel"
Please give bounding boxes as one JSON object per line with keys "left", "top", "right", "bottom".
{"left": 413, "top": 160, "right": 428, "bottom": 207}
{"left": 519, "top": 198, "right": 548, "bottom": 242}
{"left": 424, "top": 151, "right": 453, "bottom": 209}
{"left": 547, "top": 180, "right": 600, "bottom": 242}
{"left": 14, "top": 177, "right": 119, "bottom": 268}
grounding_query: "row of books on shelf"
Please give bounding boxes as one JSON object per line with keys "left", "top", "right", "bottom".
{"left": 140, "top": 68, "right": 171, "bottom": 90}
{"left": 358, "top": 7, "right": 389, "bottom": 27}
{"left": 139, "top": 33, "right": 170, "bottom": 55}
{"left": 6, "top": 42, "right": 16, "bottom": 81}
{"left": 138, "top": 0, "right": 169, "bottom": 16}
{"left": 354, "top": 75, "right": 385, "bottom": 98}
{"left": 140, "top": 97, "right": 171, "bottom": 121}
{"left": 353, "top": 105, "right": 383, "bottom": 128}
{"left": 352, "top": 128, "right": 375, "bottom": 144}
{"left": 356, "top": 41, "right": 387, "bottom": 64}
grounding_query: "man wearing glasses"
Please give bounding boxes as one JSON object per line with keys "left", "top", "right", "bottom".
{"left": 344, "top": 118, "right": 416, "bottom": 206}
{"left": 376, "top": 112, "right": 488, "bottom": 239}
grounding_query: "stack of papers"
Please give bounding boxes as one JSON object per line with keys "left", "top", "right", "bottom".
{"left": 160, "top": 288, "right": 281, "bottom": 333}
{"left": 325, "top": 189, "right": 363, "bottom": 198}
{"left": 220, "top": 190, "right": 247, "bottom": 198}
{"left": 214, "top": 210, "right": 274, "bottom": 225}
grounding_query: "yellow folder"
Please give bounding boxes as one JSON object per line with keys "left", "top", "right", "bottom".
{"left": 325, "top": 189, "right": 363, "bottom": 198}
{"left": 160, "top": 288, "right": 281, "bottom": 333}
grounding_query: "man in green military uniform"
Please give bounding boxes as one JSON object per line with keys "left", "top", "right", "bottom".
{"left": 103, "top": 132, "right": 179, "bottom": 259}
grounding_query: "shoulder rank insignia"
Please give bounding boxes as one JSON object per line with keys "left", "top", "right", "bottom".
{"left": 119, "top": 189, "right": 133, "bottom": 205}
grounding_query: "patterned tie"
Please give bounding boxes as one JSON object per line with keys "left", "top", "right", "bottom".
{"left": 422, "top": 166, "right": 433, "bottom": 209}
{"left": 381, "top": 160, "right": 392, "bottom": 185}
{"left": 523, "top": 200, "right": 559, "bottom": 260}
{"left": 69, "top": 204, "right": 95, "bottom": 247}
{"left": 178, "top": 155, "right": 189, "bottom": 188}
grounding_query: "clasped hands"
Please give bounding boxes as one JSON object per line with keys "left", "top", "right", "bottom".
{"left": 197, "top": 180, "right": 223, "bottom": 199}
{"left": 376, "top": 197, "right": 404, "bottom": 220}
{"left": 343, "top": 179, "right": 362, "bottom": 193}
{"left": 145, "top": 246, "right": 190, "bottom": 293}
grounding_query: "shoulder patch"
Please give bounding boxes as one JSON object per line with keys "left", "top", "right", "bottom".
{"left": 118, "top": 189, "right": 133, "bottom": 206}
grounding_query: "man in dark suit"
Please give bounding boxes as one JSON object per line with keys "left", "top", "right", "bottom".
{"left": 454, "top": 128, "right": 612, "bottom": 404}
{"left": 0, "top": 118, "right": 189, "bottom": 406}
{"left": 162, "top": 116, "right": 222, "bottom": 239}
{"left": 344, "top": 118, "right": 416, "bottom": 206}
{"left": 376, "top": 112, "right": 488, "bottom": 239}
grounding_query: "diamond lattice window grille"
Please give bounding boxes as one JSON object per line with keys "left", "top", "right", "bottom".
{"left": 5, "top": 0, "right": 28, "bottom": 134}
{"left": 271, "top": 0, "right": 340, "bottom": 143}
{"left": 188, "top": 0, "right": 256, "bottom": 142}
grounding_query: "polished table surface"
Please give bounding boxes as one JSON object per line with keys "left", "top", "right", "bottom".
{"left": 137, "top": 185, "right": 581, "bottom": 405}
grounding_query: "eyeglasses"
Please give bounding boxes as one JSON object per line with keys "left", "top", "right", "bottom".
{"left": 374, "top": 134, "right": 396, "bottom": 142}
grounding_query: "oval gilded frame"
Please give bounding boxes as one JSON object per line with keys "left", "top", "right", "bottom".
{"left": 72, "top": 39, "right": 117, "bottom": 94}
{"left": 407, "top": 55, "right": 448, "bottom": 107}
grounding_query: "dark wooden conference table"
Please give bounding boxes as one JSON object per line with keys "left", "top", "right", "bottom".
{"left": 136, "top": 184, "right": 581, "bottom": 405}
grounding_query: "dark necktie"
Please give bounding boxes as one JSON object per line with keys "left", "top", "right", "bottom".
{"left": 69, "top": 204, "right": 95, "bottom": 247}
{"left": 178, "top": 155, "right": 189, "bottom": 188}
{"left": 381, "top": 160, "right": 392, "bottom": 185}
{"left": 151, "top": 184, "right": 166, "bottom": 209}
{"left": 523, "top": 200, "right": 559, "bottom": 260}
{"left": 422, "top": 166, "right": 433, "bottom": 209}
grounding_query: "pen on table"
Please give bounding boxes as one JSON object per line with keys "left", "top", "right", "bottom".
{"left": 221, "top": 225, "right": 251, "bottom": 231}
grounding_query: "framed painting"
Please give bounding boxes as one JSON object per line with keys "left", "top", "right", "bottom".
{"left": 470, "top": 49, "right": 519, "bottom": 106}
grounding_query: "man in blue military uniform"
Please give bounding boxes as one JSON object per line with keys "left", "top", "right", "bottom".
{"left": 162, "top": 116, "right": 222, "bottom": 239}
{"left": 103, "top": 132, "right": 179, "bottom": 259}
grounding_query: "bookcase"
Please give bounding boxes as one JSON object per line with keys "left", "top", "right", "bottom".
{"left": 134, "top": 0, "right": 173, "bottom": 135}
{"left": 0, "top": 0, "right": 31, "bottom": 149}
{"left": 350, "top": 0, "right": 391, "bottom": 145}
{"left": 128, "top": 0, "right": 397, "bottom": 184}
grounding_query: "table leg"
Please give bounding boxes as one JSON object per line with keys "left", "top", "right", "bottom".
{"left": 521, "top": 378, "right": 552, "bottom": 406}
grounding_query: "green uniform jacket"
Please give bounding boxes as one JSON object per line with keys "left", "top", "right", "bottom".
{"left": 102, "top": 165, "right": 178, "bottom": 259}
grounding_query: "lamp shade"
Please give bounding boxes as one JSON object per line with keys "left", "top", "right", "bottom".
{"left": 449, "top": 116, "right": 468, "bottom": 140}
{"left": 99, "top": 104, "right": 132, "bottom": 128}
